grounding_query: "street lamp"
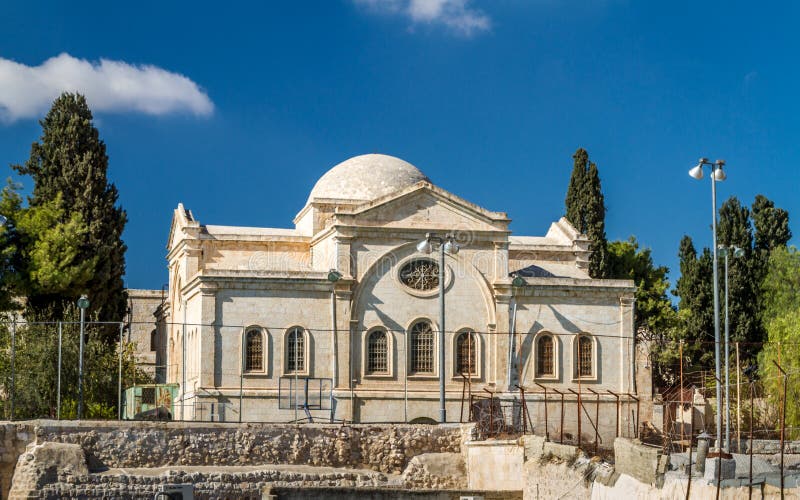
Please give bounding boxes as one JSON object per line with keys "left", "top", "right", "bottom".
{"left": 688, "top": 157, "right": 727, "bottom": 451}
{"left": 718, "top": 244, "right": 744, "bottom": 452}
{"left": 76, "top": 294, "right": 90, "bottom": 419}
{"left": 417, "top": 232, "right": 460, "bottom": 423}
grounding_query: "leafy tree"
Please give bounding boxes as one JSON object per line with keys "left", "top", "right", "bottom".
{"left": 0, "top": 180, "right": 23, "bottom": 313}
{"left": 564, "top": 148, "right": 609, "bottom": 278}
{"left": 608, "top": 237, "right": 678, "bottom": 386}
{"left": 758, "top": 246, "right": 800, "bottom": 438}
{"left": 607, "top": 237, "right": 675, "bottom": 333}
{"left": 13, "top": 93, "right": 127, "bottom": 322}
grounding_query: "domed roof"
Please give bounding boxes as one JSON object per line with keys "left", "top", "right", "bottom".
{"left": 307, "top": 154, "right": 430, "bottom": 204}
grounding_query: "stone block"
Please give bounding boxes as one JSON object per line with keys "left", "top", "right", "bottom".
{"left": 521, "top": 435, "right": 545, "bottom": 460}
{"left": 613, "top": 437, "right": 663, "bottom": 486}
{"left": 703, "top": 457, "right": 736, "bottom": 481}
{"left": 543, "top": 441, "right": 581, "bottom": 462}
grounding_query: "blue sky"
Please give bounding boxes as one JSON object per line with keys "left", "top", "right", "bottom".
{"left": 1, "top": 1, "right": 798, "bottom": 290}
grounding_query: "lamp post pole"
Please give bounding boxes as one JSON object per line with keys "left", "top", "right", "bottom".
{"left": 417, "top": 233, "right": 460, "bottom": 424}
{"left": 689, "top": 158, "right": 727, "bottom": 451}
{"left": 719, "top": 244, "right": 743, "bottom": 452}
{"left": 77, "top": 295, "right": 90, "bottom": 420}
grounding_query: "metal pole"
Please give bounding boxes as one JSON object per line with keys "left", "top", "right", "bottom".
{"left": 330, "top": 288, "right": 337, "bottom": 423}
{"left": 680, "top": 341, "right": 685, "bottom": 449}
{"left": 736, "top": 342, "right": 741, "bottom": 453}
{"left": 10, "top": 320, "right": 16, "bottom": 421}
{"left": 239, "top": 329, "right": 244, "bottom": 423}
{"left": 57, "top": 322, "right": 62, "bottom": 420}
{"left": 404, "top": 331, "right": 408, "bottom": 423}
{"left": 78, "top": 308, "right": 85, "bottom": 419}
{"left": 438, "top": 241, "right": 446, "bottom": 423}
{"left": 181, "top": 303, "right": 186, "bottom": 421}
{"left": 118, "top": 322, "right": 123, "bottom": 420}
{"left": 724, "top": 250, "right": 730, "bottom": 452}
{"left": 748, "top": 382, "right": 754, "bottom": 500}
{"left": 710, "top": 168, "right": 723, "bottom": 451}
{"left": 773, "top": 360, "right": 786, "bottom": 500}
{"left": 294, "top": 330, "right": 299, "bottom": 422}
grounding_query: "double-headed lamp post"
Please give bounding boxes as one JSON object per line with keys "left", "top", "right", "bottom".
{"left": 718, "top": 244, "right": 744, "bottom": 452}
{"left": 688, "top": 158, "right": 727, "bottom": 451}
{"left": 417, "top": 232, "right": 459, "bottom": 424}
{"left": 76, "top": 294, "right": 90, "bottom": 419}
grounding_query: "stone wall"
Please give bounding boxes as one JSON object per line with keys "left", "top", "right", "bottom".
{"left": 0, "top": 420, "right": 468, "bottom": 498}
{"left": 612, "top": 437, "right": 668, "bottom": 487}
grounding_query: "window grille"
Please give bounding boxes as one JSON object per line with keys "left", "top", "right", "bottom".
{"left": 367, "top": 330, "right": 388, "bottom": 374}
{"left": 410, "top": 321, "right": 434, "bottom": 374}
{"left": 287, "top": 327, "right": 305, "bottom": 373}
{"left": 578, "top": 336, "right": 593, "bottom": 377}
{"left": 536, "top": 335, "right": 554, "bottom": 377}
{"left": 456, "top": 331, "right": 477, "bottom": 375}
{"left": 141, "top": 387, "right": 155, "bottom": 405}
{"left": 245, "top": 329, "right": 263, "bottom": 371}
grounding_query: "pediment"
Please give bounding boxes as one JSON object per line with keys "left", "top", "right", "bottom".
{"left": 333, "top": 183, "right": 509, "bottom": 233}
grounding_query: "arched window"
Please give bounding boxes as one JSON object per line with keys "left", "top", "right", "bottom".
{"left": 536, "top": 334, "right": 555, "bottom": 377}
{"left": 577, "top": 335, "right": 593, "bottom": 378}
{"left": 245, "top": 329, "right": 264, "bottom": 372}
{"left": 367, "top": 329, "right": 388, "bottom": 374}
{"left": 286, "top": 327, "right": 305, "bottom": 373}
{"left": 456, "top": 331, "right": 477, "bottom": 375}
{"left": 410, "top": 321, "right": 434, "bottom": 374}
{"left": 150, "top": 329, "right": 158, "bottom": 351}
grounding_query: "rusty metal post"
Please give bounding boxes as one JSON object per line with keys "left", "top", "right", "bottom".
{"left": 568, "top": 388, "right": 582, "bottom": 449}
{"left": 484, "top": 388, "right": 495, "bottom": 437}
{"left": 607, "top": 390, "right": 620, "bottom": 438}
{"left": 535, "top": 382, "right": 549, "bottom": 441}
{"left": 748, "top": 382, "right": 754, "bottom": 500}
{"left": 588, "top": 388, "right": 600, "bottom": 455}
{"left": 516, "top": 385, "right": 528, "bottom": 434}
{"left": 553, "top": 388, "right": 564, "bottom": 443}
{"left": 680, "top": 341, "right": 685, "bottom": 448}
{"left": 773, "top": 360, "right": 787, "bottom": 500}
{"left": 9, "top": 320, "right": 16, "bottom": 421}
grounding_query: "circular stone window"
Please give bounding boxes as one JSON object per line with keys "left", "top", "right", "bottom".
{"left": 399, "top": 259, "right": 440, "bottom": 291}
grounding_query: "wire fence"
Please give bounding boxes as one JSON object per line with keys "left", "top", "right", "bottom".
{"left": 0, "top": 320, "right": 795, "bottom": 459}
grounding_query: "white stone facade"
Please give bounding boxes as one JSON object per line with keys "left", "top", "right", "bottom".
{"left": 161, "top": 154, "right": 639, "bottom": 431}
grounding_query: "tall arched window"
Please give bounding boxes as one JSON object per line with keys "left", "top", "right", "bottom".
{"left": 536, "top": 334, "right": 555, "bottom": 377}
{"left": 245, "top": 329, "right": 264, "bottom": 372}
{"left": 286, "top": 327, "right": 305, "bottom": 373}
{"left": 577, "top": 335, "right": 593, "bottom": 378}
{"left": 456, "top": 331, "right": 477, "bottom": 375}
{"left": 367, "top": 329, "right": 388, "bottom": 374}
{"left": 410, "top": 321, "right": 434, "bottom": 374}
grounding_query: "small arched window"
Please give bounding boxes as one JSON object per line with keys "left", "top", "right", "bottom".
{"left": 150, "top": 329, "right": 158, "bottom": 351}
{"left": 367, "top": 329, "right": 388, "bottom": 374}
{"left": 577, "top": 335, "right": 593, "bottom": 378}
{"left": 536, "top": 334, "right": 555, "bottom": 377}
{"left": 456, "top": 331, "right": 477, "bottom": 375}
{"left": 286, "top": 327, "right": 305, "bottom": 373}
{"left": 245, "top": 329, "right": 264, "bottom": 372}
{"left": 410, "top": 321, "right": 435, "bottom": 374}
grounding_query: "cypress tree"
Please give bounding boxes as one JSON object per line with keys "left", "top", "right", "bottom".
{"left": 674, "top": 236, "right": 714, "bottom": 367}
{"left": 564, "top": 148, "right": 609, "bottom": 278}
{"left": 13, "top": 93, "right": 127, "bottom": 322}
{"left": 752, "top": 194, "right": 791, "bottom": 252}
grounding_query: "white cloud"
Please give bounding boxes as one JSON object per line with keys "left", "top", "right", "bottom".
{"left": 0, "top": 53, "right": 213, "bottom": 122}
{"left": 354, "top": 0, "right": 490, "bottom": 36}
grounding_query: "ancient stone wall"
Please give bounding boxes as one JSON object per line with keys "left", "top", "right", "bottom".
{"left": 0, "top": 420, "right": 468, "bottom": 498}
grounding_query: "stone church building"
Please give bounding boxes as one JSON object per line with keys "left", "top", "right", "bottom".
{"left": 159, "top": 153, "right": 646, "bottom": 436}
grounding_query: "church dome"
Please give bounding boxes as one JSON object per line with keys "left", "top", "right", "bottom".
{"left": 307, "top": 154, "right": 430, "bottom": 204}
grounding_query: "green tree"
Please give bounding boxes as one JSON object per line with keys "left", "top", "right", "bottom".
{"left": 0, "top": 180, "right": 23, "bottom": 313}
{"left": 752, "top": 195, "right": 791, "bottom": 252}
{"left": 717, "top": 197, "right": 761, "bottom": 359}
{"left": 13, "top": 93, "right": 127, "bottom": 322}
{"left": 608, "top": 237, "right": 678, "bottom": 386}
{"left": 673, "top": 236, "right": 715, "bottom": 367}
{"left": 757, "top": 246, "right": 800, "bottom": 438}
{"left": 564, "top": 148, "right": 609, "bottom": 278}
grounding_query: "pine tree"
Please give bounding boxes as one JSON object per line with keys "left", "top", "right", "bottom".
{"left": 564, "top": 148, "right": 609, "bottom": 278}
{"left": 13, "top": 93, "right": 127, "bottom": 322}
{"left": 752, "top": 195, "right": 791, "bottom": 252}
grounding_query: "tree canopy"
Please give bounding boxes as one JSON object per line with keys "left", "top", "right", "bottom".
{"left": 565, "top": 148, "right": 609, "bottom": 278}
